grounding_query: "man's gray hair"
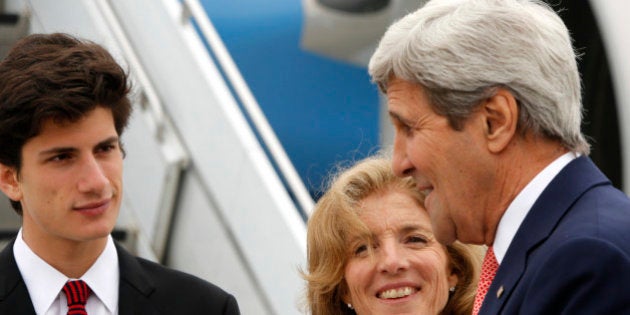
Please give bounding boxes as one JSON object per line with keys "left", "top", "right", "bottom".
{"left": 369, "top": 0, "right": 589, "bottom": 154}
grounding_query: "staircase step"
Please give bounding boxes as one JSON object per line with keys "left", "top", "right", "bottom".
{"left": 0, "top": 13, "right": 19, "bottom": 25}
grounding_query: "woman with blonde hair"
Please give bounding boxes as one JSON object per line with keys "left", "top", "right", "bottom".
{"left": 303, "top": 157, "right": 482, "bottom": 314}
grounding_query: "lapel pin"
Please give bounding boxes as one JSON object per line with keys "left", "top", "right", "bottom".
{"left": 497, "top": 285, "right": 504, "bottom": 298}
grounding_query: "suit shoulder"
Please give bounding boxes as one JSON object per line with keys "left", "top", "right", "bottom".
{"left": 552, "top": 236, "right": 630, "bottom": 262}
{"left": 116, "top": 244, "right": 240, "bottom": 313}
{"left": 133, "top": 256, "right": 232, "bottom": 297}
{"left": 559, "top": 184, "right": 630, "bottom": 239}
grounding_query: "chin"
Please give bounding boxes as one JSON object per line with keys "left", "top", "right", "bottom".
{"left": 80, "top": 222, "right": 116, "bottom": 240}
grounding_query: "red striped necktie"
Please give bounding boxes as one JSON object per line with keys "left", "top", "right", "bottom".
{"left": 62, "top": 280, "right": 92, "bottom": 315}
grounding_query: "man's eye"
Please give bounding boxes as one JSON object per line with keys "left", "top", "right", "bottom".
{"left": 395, "top": 122, "right": 413, "bottom": 135}
{"left": 97, "top": 144, "right": 117, "bottom": 153}
{"left": 50, "top": 154, "right": 71, "bottom": 162}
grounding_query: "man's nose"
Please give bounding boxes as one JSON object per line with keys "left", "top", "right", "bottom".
{"left": 391, "top": 133, "right": 414, "bottom": 177}
{"left": 77, "top": 156, "right": 109, "bottom": 194}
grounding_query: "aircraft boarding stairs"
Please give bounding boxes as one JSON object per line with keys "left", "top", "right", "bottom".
{"left": 0, "top": 1, "right": 313, "bottom": 314}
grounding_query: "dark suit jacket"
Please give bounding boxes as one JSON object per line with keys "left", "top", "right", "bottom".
{"left": 0, "top": 240, "right": 240, "bottom": 314}
{"left": 480, "top": 156, "right": 630, "bottom": 314}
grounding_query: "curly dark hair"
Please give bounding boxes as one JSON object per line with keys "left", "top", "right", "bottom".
{"left": 0, "top": 33, "right": 132, "bottom": 214}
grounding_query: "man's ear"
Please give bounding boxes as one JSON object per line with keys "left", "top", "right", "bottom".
{"left": 0, "top": 163, "right": 22, "bottom": 202}
{"left": 482, "top": 88, "right": 519, "bottom": 153}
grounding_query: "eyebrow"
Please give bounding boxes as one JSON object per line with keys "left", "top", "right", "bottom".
{"left": 371, "top": 224, "right": 433, "bottom": 237}
{"left": 98, "top": 136, "right": 120, "bottom": 146}
{"left": 399, "top": 224, "right": 430, "bottom": 234}
{"left": 388, "top": 111, "right": 415, "bottom": 126}
{"left": 39, "top": 136, "right": 120, "bottom": 157}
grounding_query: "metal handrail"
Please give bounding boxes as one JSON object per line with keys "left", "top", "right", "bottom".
{"left": 181, "top": 0, "right": 315, "bottom": 217}
{"left": 95, "top": 0, "right": 190, "bottom": 261}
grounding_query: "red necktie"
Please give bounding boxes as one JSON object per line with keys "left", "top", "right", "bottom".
{"left": 472, "top": 246, "right": 499, "bottom": 315}
{"left": 62, "top": 280, "right": 91, "bottom": 315}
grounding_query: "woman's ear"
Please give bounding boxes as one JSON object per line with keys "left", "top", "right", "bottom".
{"left": 0, "top": 164, "right": 22, "bottom": 202}
{"left": 448, "top": 267, "right": 459, "bottom": 289}
{"left": 482, "top": 88, "right": 519, "bottom": 153}
{"left": 339, "top": 279, "right": 354, "bottom": 310}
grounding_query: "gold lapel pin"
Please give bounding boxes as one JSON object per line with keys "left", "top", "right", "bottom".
{"left": 497, "top": 286, "right": 504, "bottom": 298}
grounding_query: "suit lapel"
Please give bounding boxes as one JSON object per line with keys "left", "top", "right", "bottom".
{"left": 481, "top": 156, "right": 609, "bottom": 314}
{"left": 1, "top": 239, "right": 167, "bottom": 315}
{"left": 116, "top": 242, "right": 160, "bottom": 315}
{"left": 0, "top": 239, "right": 36, "bottom": 314}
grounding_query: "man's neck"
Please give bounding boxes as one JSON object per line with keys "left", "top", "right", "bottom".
{"left": 484, "top": 135, "right": 568, "bottom": 245}
{"left": 21, "top": 226, "right": 108, "bottom": 279}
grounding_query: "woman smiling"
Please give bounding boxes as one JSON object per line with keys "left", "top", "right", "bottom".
{"left": 303, "top": 157, "right": 481, "bottom": 314}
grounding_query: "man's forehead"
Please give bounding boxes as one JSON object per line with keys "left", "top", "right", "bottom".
{"left": 387, "top": 95, "right": 421, "bottom": 124}
{"left": 29, "top": 108, "right": 117, "bottom": 143}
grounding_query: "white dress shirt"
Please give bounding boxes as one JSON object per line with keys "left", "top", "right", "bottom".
{"left": 493, "top": 152, "right": 578, "bottom": 264}
{"left": 13, "top": 229, "right": 120, "bottom": 315}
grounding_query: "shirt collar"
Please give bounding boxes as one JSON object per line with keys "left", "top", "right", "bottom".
{"left": 493, "top": 152, "right": 578, "bottom": 263}
{"left": 13, "top": 230, "right": 119, "bottom": 314}
{"left": 82, "top": 235, "right": 119, "bottom": 313}
{"left": 14, "top": 229, "right": 68, "bottom": 315}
